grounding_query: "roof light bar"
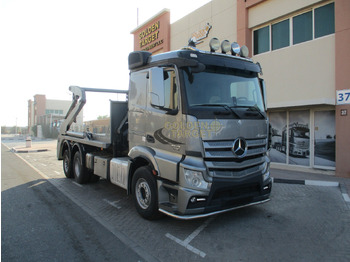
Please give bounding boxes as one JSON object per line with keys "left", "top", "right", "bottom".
{"left": 207, "top": 38, "right": 250, "bottom": 58}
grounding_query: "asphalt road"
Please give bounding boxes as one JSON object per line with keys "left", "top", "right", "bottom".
{"left": 2, "top": 138, "right": 350, "bottom": 262}
{"left": 1, "top": 143, "right": 143, "bottom": 262}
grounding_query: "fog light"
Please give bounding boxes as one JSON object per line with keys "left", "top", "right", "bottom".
{"left": 221, "top": 40, "right": 231, "bottom": 53}
{"left": 209, "top": 38, "right": 220, "bottom": 52}
{"left": 240, "top": 45, "right": 249, "bottom": 58}
{"left": 231, "top": 42, "right": 240, "bottom": 55}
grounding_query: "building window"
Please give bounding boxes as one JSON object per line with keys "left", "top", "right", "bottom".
{"left": 314, "top": 2, "right": 335, "bottom": 38}
{"left": 253, "top": 2, "right": 335, "bottom": 55}
{"left": 272, "top": 19, "right": 290, "bottom": 50}
{"left": 253, "top": 25, "right": 270, "bottom": 55}
{"left": 293, "top": 11, "right": 312, "bottom": 44}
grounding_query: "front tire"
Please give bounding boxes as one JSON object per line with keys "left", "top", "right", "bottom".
{"left": 132, "top": 166, "right": 161, "bottom": 220}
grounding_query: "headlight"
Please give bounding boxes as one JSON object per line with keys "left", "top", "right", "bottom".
{"left": 184, "top": 169, "right": 209, "bottom": 189}
{"left": 262, "top": 161, "right": 270, "bottom": 181}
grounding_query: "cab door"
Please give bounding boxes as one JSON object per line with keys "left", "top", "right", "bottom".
{"left": 146, "top": 66, "right": 185, "bottom": 181}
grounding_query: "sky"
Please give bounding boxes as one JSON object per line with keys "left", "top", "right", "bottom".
{"left": 0, "top": 0, "right": 211, "bottom": 127}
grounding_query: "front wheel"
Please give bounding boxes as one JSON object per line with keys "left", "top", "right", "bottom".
{"left": 132, "top": 166, "right": 161, "bottom": 220}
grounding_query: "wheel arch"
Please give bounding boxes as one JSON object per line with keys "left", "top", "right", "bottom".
{"left": 127, "top": 155, "right": 158, "bottom": 195}
{"left": 59, "top": 140, "right": 72, "bottom": 160}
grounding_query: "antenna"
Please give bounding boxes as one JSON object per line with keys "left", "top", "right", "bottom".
{"left": 137, "top": 8, "right": 139, "bottom": 26}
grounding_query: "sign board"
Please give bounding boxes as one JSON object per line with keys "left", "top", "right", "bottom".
{"left": 138, "top": 21, "right": 163, "bottom": 51}
{"left": 336, "top": 89, "right": 350, "bottom": 105}
{"left": 131, "top": 9, "right": 170, "bottom": 53}
{"left": 190, "top": 23, "right": 212, "bottom": 44}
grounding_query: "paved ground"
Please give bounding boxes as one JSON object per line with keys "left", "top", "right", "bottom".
{"left": 2, "top": 135, "right": 350, "bottom": 262}
{"left": 2, "top": 143, "right": 144, "bottom": 262}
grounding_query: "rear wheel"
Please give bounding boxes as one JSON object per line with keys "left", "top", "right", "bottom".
{"left": 132, "top": 166, "right": 162, "bottom": 220}
{"left": 73, "top": 151, "right": 89, "bottom": 184}
{"left": 63, "top": 149, "right": 73, "bottom": 178}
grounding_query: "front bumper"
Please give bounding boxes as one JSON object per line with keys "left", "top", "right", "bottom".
{"left": 159, "top": 198, "right": 270, "bottom": 220}
{"left": 158, "top": 173, "right": 272, "bottom": 220}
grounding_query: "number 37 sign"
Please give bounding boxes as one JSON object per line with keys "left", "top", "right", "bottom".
{"left": 336, "top": 89, "right": 350, "bottom": 105}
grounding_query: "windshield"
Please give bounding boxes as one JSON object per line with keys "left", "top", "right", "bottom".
{"left": 292, "top": 129, "right": 309, "bottom": 139}
{"left": 183, "top": 66, "right": 265, "bottom": 119}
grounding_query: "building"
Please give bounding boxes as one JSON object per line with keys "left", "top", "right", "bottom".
{"left": 131, "top": 0, "right": 350, "bottom": 178}
{"left": 28, "top": 94, "right": 83, "bottom": 136}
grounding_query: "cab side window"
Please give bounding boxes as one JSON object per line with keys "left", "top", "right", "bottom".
{"left": 163, "top": 69, "right": 178, "bottom": 110}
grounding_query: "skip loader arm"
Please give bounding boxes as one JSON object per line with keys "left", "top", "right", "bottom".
{"left": 59, "top": 86, "right": 128, "bottom": 135}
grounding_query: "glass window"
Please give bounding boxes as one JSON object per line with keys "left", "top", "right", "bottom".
{"left": 254, "top": 26, "right": 270, "bottom": 55}
{"left": 269, "top": 111, "right": 287, "bottom": 164}
{"left": 230, "top": 81, "right": 261, "bottom": 108}
{"left": 315, "top": 3, "right": 335, "bottom": 38}
{"left": 184, "top": 66, "right": 265, "bottom": 117}
{"left": 293, "top": 11, "right": 312, "bottom": 44}
{"left": 163, "top": 69, "right": 178, "bottom": 110}
{"left": 272, "top": 19, "right": 290, "bottom": 50}
{"left": 288, "top": 110, "right": 310, "bottom": 166}
{"left": 314, "top": 110, "right": 335, "bottom": 168}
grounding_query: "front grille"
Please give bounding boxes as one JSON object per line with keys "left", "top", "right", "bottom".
{"left": 203, "top": 138, "right": 267, "bottom": 178}
{"left": 212, "top": 183, "right": 260, "bottom": 200}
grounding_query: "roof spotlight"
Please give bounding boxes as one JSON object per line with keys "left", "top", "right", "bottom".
{"left": 209, "top": 38, "right": 220, "bottom": 52}
{"left": 231, "top": 42, "right": 241, "bottom": 56}
{"left": 240, "top": 45, "right": 249, "bottom": 58}
{"left": 221, "top": 40, "right": 231, "bottom": 54}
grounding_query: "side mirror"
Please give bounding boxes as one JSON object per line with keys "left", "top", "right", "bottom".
{"left": 260, "top": 79, "right": 267, "bottom": 111}
{"left": 149, "top": 67, "right": 165, "bottom": 108}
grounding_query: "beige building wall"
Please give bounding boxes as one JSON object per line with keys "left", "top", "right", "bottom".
{"left": 171, "top": 0, "right": 237, "bottom": 51}
{"left": 254, "top": 35, "right": 335, "bottom": 109}
{"left": 46, "top": 99, "right": 83, "bottom": 127}
{"left": 248, "top": 0, "right": 326, "bottom": 28}
{"left": 248, "top": 0, "right": 336, "bottom": 109}
{"left": 46, "top": 99, "right": 71, "bottom": 114}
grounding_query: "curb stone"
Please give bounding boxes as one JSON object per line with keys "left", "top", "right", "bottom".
{"left": 272, "top": 177, "right": 339, "bottom": 187}
{"left": 10, "top": 148, "right": 48, "bottom": 153}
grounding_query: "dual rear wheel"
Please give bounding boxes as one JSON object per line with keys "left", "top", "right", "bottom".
{"left": 62, "top": 149, "right": 99, "bottom": 184}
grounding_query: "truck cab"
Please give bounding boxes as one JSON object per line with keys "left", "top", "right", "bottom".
{"left": 57, "top": 38, "right": 272, "bottom": 220}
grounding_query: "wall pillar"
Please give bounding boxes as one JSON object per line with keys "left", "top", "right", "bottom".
{"left": 335, "top": 0, "right": 350, "bottom": 178}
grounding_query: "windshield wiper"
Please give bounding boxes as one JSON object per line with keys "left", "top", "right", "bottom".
{"left": 191, "top": 104, "right": 240, "bottom": 118}
{"left": 230, "top": 105, "right": 265, "bottom": 118}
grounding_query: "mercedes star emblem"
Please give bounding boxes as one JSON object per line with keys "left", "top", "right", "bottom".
{"left": 232, "top": 138, "right": 247, "bottom": 158}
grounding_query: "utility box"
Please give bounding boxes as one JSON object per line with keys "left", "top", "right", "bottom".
{"left": 93, "top": 156, "right": 110, "bottom": 179}
{"left": 110, "top": 158, "right": 130, "bottom": 190}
